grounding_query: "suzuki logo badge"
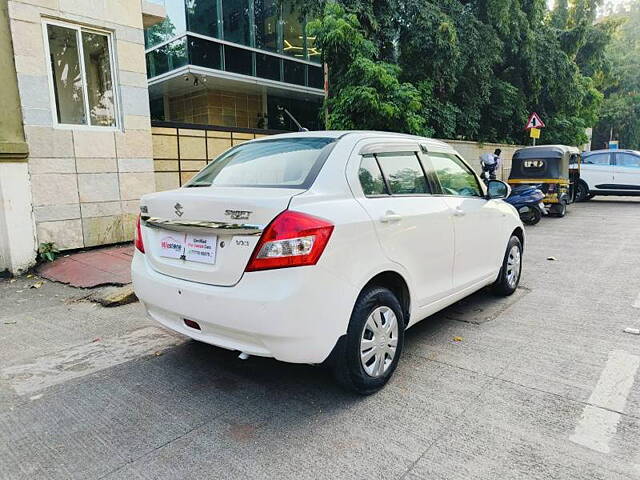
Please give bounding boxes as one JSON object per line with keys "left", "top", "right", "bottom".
{"left": 174, "top": 203, "right": 184, "bottom": 217}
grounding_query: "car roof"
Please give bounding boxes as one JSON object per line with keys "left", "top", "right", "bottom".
{"left": 585, "top": 149, "right": 640, "bottom": 155}
{"left": 249, "top": 130, "right": 455, "bottom": 153}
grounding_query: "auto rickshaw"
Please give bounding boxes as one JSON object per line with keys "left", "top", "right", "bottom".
{"left": 508, "top": 145, "right": 581, "bottom": 217}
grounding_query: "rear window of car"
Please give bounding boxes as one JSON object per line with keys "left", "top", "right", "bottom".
{"left": 186, "top": 137, "right": 335, "bottom": 188}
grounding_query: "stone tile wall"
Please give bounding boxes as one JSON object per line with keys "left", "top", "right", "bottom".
{"left": 152, "top": 126, "right": 268, "bottom": 191}
{"left": 7, "top": 0, "right": 156, "bottom": 250}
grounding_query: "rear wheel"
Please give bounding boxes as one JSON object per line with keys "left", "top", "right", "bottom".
{"left": 332, "top": 287, "right": 405, "bottom": 395}
{"left": 493, "top": 236, "right": 523, "bottom": 296}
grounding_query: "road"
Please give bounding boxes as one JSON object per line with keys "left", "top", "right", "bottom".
{"left": 1, "top": 198, "right": 640, "bottom": 480}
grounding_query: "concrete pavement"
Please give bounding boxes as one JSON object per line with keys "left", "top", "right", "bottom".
{"left": 1, "top": 197, "right": 639, "bottom": 479}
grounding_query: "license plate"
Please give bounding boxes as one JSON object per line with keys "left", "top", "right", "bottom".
{"left": 158, "top": 231, "right": 217, "bottom": 265}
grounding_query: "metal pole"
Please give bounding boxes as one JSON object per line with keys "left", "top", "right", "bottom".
{"left": 323, "top": 62, "right": 329, "bottom": 128}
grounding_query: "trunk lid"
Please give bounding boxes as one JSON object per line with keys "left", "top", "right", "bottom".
{"left": 139, "top": 187, "right": 300, "bottom": 286}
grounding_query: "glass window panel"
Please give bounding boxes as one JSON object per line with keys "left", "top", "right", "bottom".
{"left": 186, "top": 0, "right": 220, "bottom": 37}
{"left": 308, "top": 65, "right": 323, "bottom": 89}
{"left": 282, "top": 0, "right": 304, "bottom": 58}
{"left": 359, "top": 156, "right": 388, "bottom": 195}
{"left": 429, "top": 153, "right": 482, "bottom": 197}
{"left": 188, "top": 36, "right": 222, "bottom": 70}
{"left": 283, "top": 59, "right": 305, "bottom": 86}
{"left": 47, "top": 24, "right": 86, "bottom": 125}
{"left": 144, "top": 0, "right": 187, "bottom": 48}
{"left": 583, "top": 153, "right": 611, "bottom": 165}
{"left": 376, "top": 153, "right": 429, "bottom": 195}
{"left": 617, "top": 153, "right": 640, "bottom": 168}
{"left": 254, "top": 0, "right": 279, "bottom": 52}
{"left": 224, "top": 45, "right": 253, "bottom": 75}
{"left": 222, "top": 0, "right": 250, "bottom": 46}
{"left": 81, "top": 32, "right": 115, "bottom": 126}
{"left": 256, "top": 53, "right": 280, "bottom": 81}
{"left": 147, "top": 37, "right": 188, "bottom": 78}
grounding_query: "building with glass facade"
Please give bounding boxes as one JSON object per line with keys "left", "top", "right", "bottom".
{"left": 145, "top": 0, "right": 324, "bottom": 131}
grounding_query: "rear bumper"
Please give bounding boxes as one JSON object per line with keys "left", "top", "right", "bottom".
{"left": 131, "top": 252, "right": 357, "bottom": 364}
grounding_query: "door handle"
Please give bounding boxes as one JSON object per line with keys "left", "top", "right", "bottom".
{"left": 453, "top": 206, "right": 465, "bottom": 217}
{"left": 380, "top": 212, "right": 402, "bottom": 223}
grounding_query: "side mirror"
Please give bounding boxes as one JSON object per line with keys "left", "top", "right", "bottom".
{"left": 487, "top": 180, "right": 511, "bottom": 199}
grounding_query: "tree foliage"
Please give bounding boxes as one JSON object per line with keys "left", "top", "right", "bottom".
{"left": 308, "top": 3, "right": 427, "bottom": 134}
{"left": 592, "top": 2, "right": 640, "bottom": 149}
{"left": 309, "top": 0, "right": 623, "bottom": 146}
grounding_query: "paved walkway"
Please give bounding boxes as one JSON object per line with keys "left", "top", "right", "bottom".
{"left": 37, "top": 244, "right": 134, "bottom": 288}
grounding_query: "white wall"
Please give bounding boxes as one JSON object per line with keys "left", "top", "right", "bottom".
{"left": 0, "top": 162, "right": 37, "bottom": 274}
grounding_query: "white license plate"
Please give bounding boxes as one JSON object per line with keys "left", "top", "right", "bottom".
{"left": 158, "top": 231, "right": 217, "bottom": 265}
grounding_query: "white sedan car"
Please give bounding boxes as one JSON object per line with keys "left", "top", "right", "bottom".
{"left": 132, "top": 131, "right": 524, "bottom": 394}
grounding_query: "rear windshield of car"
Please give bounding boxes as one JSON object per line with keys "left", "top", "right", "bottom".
{"left": 186, "top": 137, "right": 336, "bottom": 188}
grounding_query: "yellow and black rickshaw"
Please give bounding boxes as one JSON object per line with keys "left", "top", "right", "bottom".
{"left": 508, "top": 145, "right": 581, "bottom": 217}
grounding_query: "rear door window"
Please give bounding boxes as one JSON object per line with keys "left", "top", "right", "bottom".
{"left": 616, "top": 153, "right": 640, "bottom": 168}
{"left": 375, "top": 153, "right": 430, "bottom": 195}
{"left": 187, "top": 137, "right": 335, "bottom": 188}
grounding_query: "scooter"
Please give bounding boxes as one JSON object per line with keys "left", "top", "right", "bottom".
{"left": 504, "top": 184, "right": 546, "bottom": 225}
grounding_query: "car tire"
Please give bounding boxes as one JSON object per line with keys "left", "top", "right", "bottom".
{"left": 575, "top": 181, "right": 590, "bottom": 202}
{"left": 331, "top": 286, "right": 405, "bottom": 395}
{"left": 492, "top": 236, "right": 523, "bottom": 296}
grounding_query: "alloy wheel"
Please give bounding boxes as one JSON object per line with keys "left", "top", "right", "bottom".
{"left": 360, "top": 306, "right": 399, "bottom": 377}
{"left": 506, "top": 245, "right": 521, "bottom": 289}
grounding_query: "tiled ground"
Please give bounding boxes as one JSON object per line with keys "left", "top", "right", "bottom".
{"left": 37, "top": 244, "right": 134, "bottom": 287}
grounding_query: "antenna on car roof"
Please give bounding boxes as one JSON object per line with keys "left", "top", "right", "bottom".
{"left": 277, "top": 105, "right": 309, "bottom": 132}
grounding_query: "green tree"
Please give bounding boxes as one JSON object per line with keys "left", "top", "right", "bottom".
{"left": 308, "top": 3, "right": 427, "bottom": 134}
{"left": 307, "top": 0, "right": 617, "bottom": 147}
{"left": 592, "top": 3, "right": 640, "bottom": 149}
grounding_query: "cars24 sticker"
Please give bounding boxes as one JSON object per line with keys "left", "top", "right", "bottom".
{"left": 159, "top": 235, "right": 185, "bottom": 259}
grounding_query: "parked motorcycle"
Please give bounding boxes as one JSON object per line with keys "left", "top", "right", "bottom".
{"left": 504, "top": 184, "right": 546, "bottom": 225}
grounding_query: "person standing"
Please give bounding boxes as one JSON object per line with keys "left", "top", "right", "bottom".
{"left": 479, "top": 148, "right": 502, "bottom": 181}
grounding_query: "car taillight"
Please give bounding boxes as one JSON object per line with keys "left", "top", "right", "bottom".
{"left": 245, "top": 210, "right": 334, "bottom": 272}
{"left": 134, "top": 214, "right": 145, "bottom": 253}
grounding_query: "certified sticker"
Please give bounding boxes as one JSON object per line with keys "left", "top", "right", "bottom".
{"left": 185, "top": 234, "right": 218, "bottom": 265}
